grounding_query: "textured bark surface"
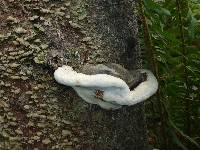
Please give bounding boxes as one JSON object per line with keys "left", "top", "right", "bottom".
{"left": 0, "top": 0, "right": 148, "bottom": 149}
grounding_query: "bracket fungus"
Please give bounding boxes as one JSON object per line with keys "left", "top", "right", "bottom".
{"left": 54, "top": 64, "right": 158, "bottom": 110}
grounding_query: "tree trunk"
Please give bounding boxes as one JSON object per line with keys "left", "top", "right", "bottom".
{"left": 0, "top": 0, "right": 148, "bottom": 149}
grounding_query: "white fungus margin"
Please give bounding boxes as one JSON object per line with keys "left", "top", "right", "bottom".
{"left": 54, "top": 65, "right": 158, "bottom": 110}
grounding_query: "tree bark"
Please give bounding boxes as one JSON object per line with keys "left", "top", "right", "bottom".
{"left": 0, "top": 0, "right": 148, "bottom": 149}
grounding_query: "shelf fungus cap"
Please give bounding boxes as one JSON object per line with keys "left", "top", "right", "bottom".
{"left": 54, "top": 64, "right": 158, "bottom": 110}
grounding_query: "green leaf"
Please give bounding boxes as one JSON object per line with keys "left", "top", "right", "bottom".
{"left": 170, "top": 129, "right": 188, "bottom": 150}
{"left": 144, "top": 0, "right": 160, "bottom": 10}
{"left": 187, "top": 8, "right": 198, "bottom": 39}
{"left": 170, "top": 120, "right": 200, "bottom": 149}
{"left": 160, "top": 8, "right": 171, "bottom": 16}
{"left": 186, "top": 66, "right": 200, "bottom": 74}
{"left": 144, "top": 0, "right": 171, "bottom": 16}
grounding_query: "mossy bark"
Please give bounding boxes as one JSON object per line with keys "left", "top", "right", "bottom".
{"left": 0, "top": 0, "right": 148, "bottom": 149}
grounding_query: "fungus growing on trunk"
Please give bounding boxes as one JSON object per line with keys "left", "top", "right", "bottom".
{"left": 54, "top": 64, "right": 158, "bottom": 110}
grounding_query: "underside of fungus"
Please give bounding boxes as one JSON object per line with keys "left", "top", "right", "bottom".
{"left": 54, "top": 64, "right": 158, "bottom": 110}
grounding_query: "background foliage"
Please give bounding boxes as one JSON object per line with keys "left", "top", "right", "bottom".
{"left": 138, "top": 0, "right": 200, "bottom": 149}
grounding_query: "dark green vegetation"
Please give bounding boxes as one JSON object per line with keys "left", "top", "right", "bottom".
{"left": 139, "top": 0, "right": 200, "bottom": 149}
